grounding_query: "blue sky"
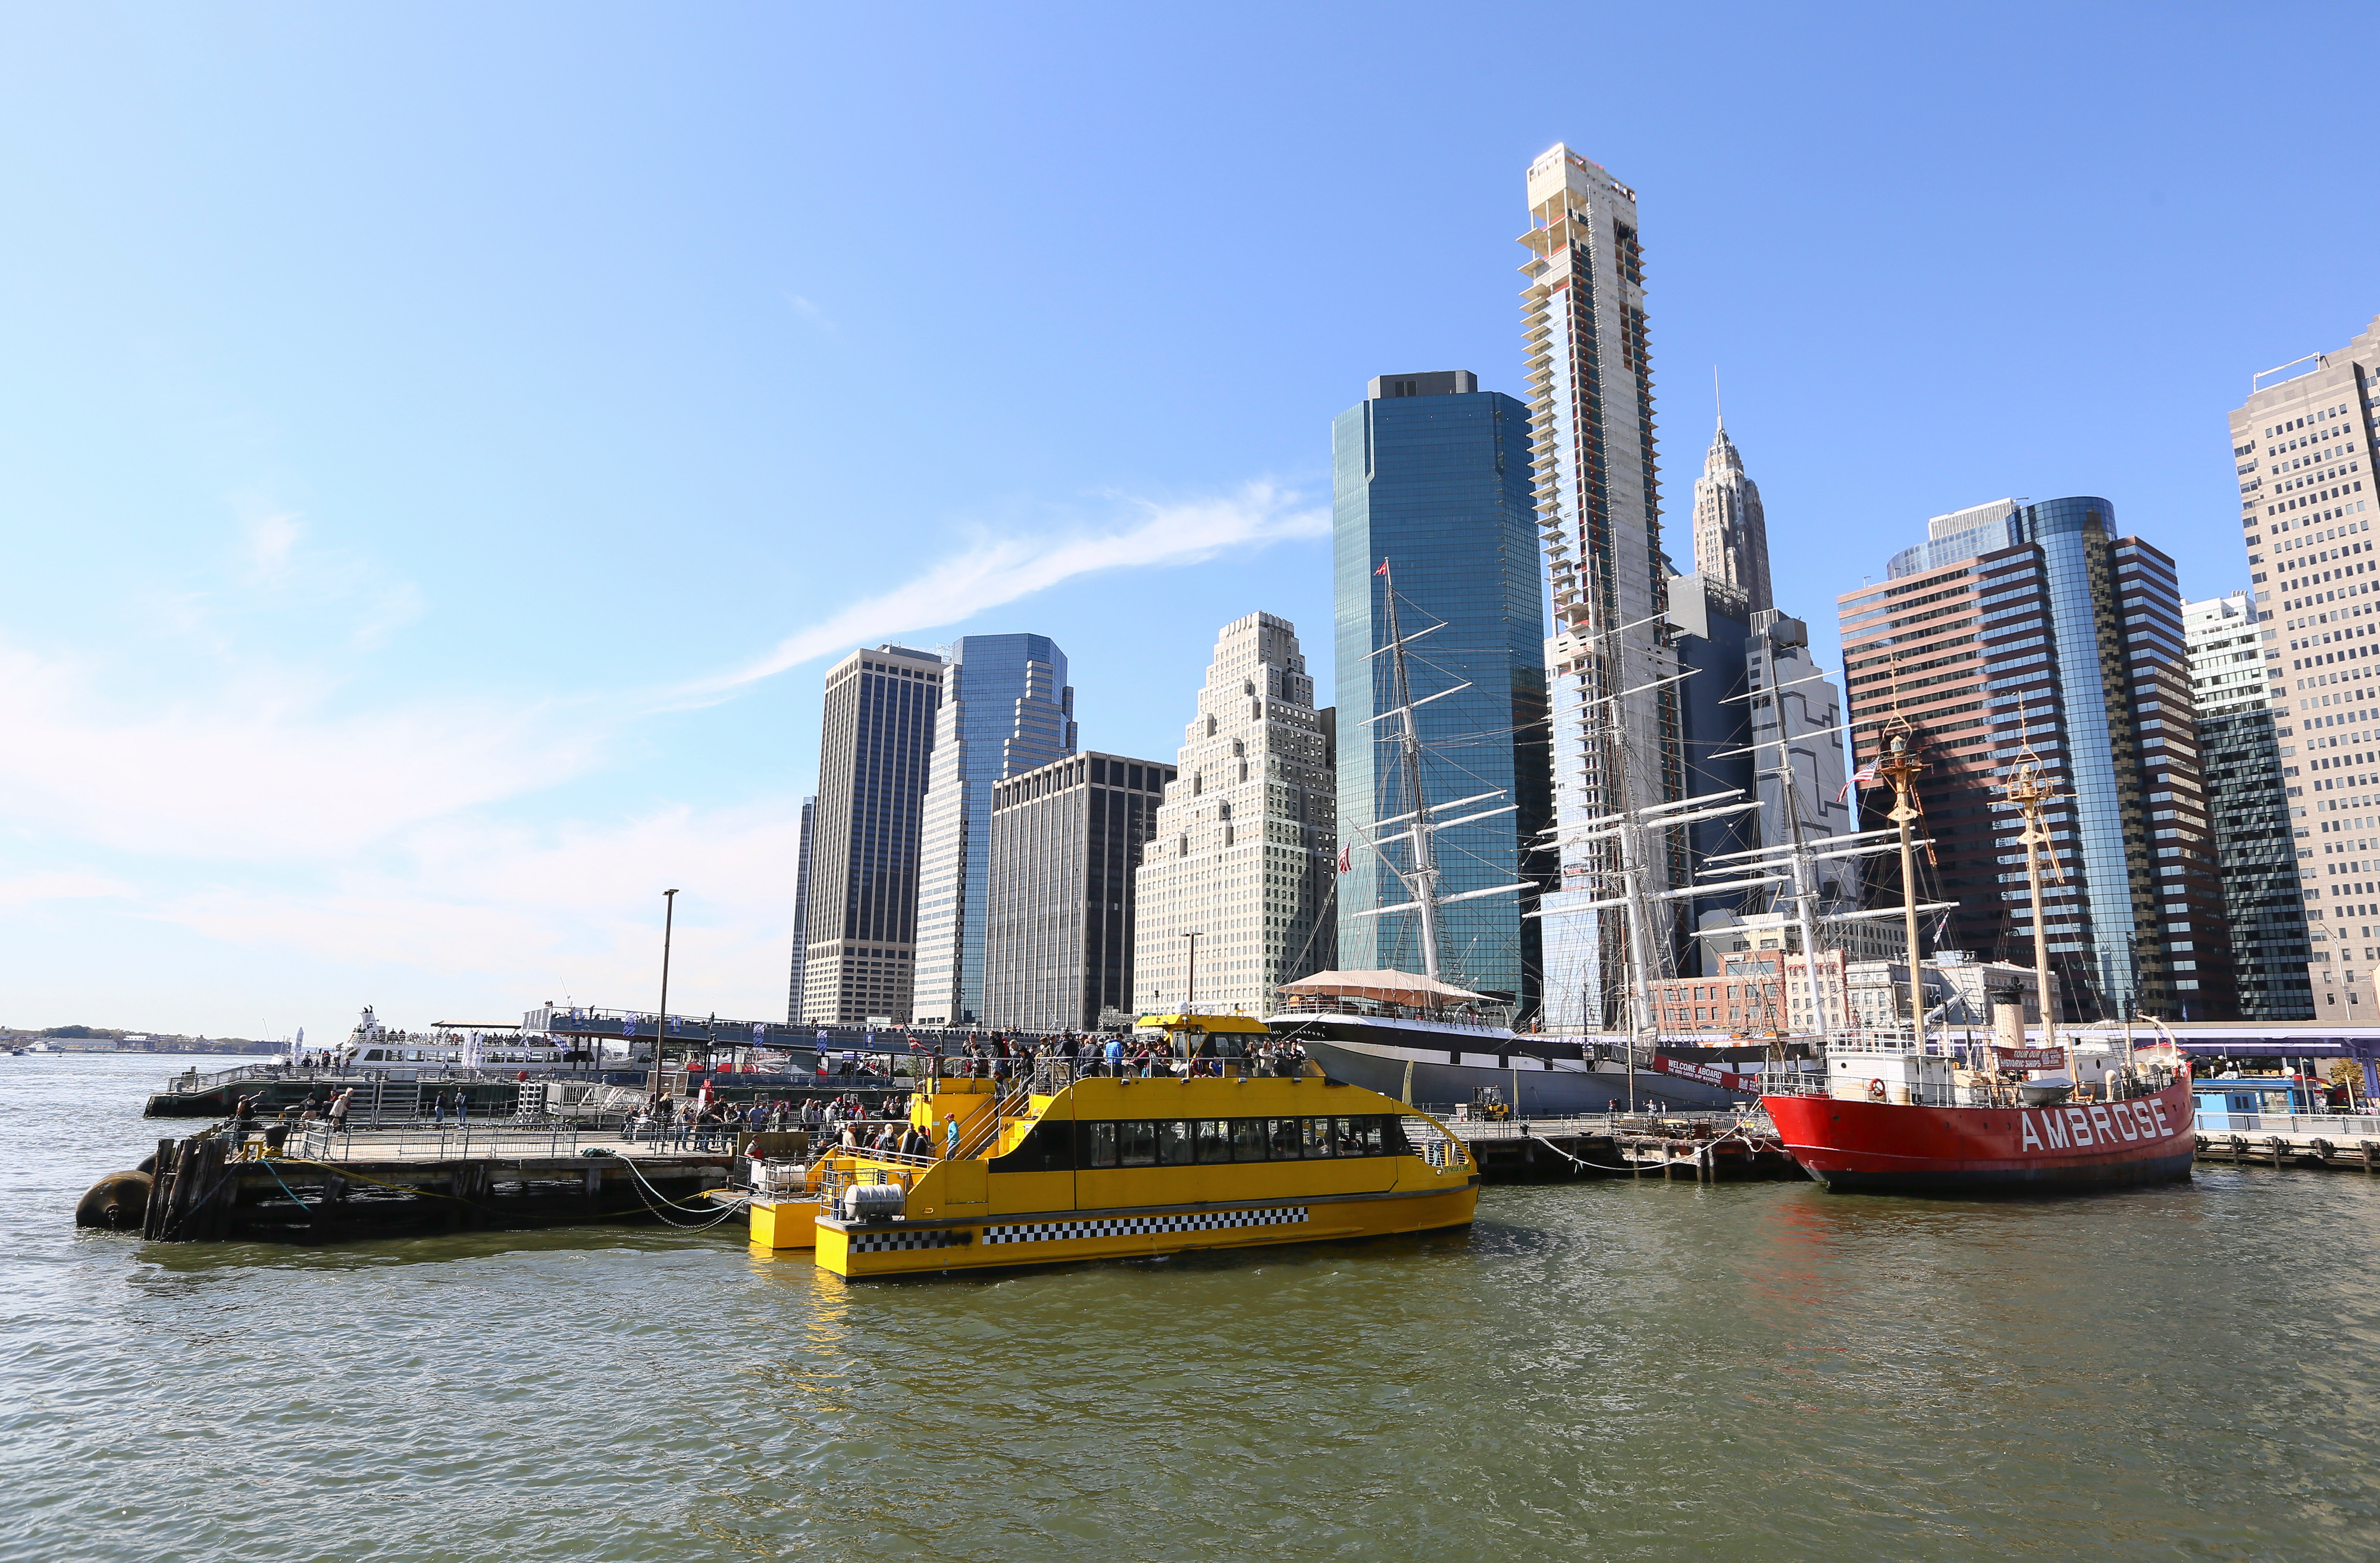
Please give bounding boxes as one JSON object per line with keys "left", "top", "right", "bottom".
{"left": 3, "top": 4, "right": 2375, "bottom": 1038}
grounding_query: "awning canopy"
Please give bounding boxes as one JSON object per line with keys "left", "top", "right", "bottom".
{"left": 1276, "top": 969, "right": 1491, "bottom": 1008}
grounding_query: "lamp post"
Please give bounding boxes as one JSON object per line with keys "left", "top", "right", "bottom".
{"left": 649, "top": 889, "right": 679, "bottom": 1096}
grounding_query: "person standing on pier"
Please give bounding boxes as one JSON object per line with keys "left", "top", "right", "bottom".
{"left": 432, "top": 1092, "right": 446, "bottom": 1129}
{"left": 943, "top": 1113, "right": 959, "bottom": 1160}
{"left": 327, "top": 1088, "right": 352, "bottom": 1134}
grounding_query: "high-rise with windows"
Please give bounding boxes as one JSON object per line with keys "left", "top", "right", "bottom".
{"left": 1691, "top": 417, "right": 1771, "bottom": 613}
{"left": 982, "top": 752, "right": 1172, "bottom": 1031}
{"left": 1133, "top": 613, "right": 1337, "bottom": 1016}
{"left": 2184, "top": 592, "right": 2313, "bottom": 1019}
{"left": 1838, "top": 499, "right": 2234, "bottom": 1022}
{"left": 801, "top": 646, "right": 945, "bottom": 1024}
{"left": 1330, "top": 371, "right": 1551, "bottom": 1013}
{"left": 1517, "top": 143, "right": 1684, "bottom": 1030}
{"left": 2230, "top": 316, "right": 2380, "bottom": 1014}
{"left": 910, "top": 635, "right": 1077, "bottom": 1028}
{"left": 785, "top": 794, "right": 816, "bottom": 1023}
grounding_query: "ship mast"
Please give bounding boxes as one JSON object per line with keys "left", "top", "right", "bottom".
{"left": 1380, "top": 564, "right": 1442, "bottom": 980}
{"left": 2005, "top": 756, "right": 2062, "bottom": 1073}
{"left": 1875, "top": 732, "right": 1929, "bottom": 1051}
{"left": 1355, "top": 562, "right": 1530, "bottom": 998}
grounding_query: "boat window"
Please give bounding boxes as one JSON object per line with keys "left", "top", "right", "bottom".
{"left": 1383, "top": 1116, "right": 1417, "bottom": 1156}
{"left": 1193, "top": 1119, "right": 1232, "bottom": 1164}
{"left": 1230, "top": 1118, "right": 1269, "bottom": 1162}
{"left": 1331, "top": 1117, "right": 1363, "bottom": 1156}
{"left": 1348, "top": 1117, "right": 1386, "bottom": 1156}
{"left": 1157, "top": 1120, "right": 1196, "bottom": 1166}
{"left": 1119, "top": 1121, "right": 1158, "bottom": 1167}
{"left": 991, "top": 1119, "right": 1075, "bottom": 1174}
{"left": 1269, "top": 1119, "right": 1303, "bottom": 1158}
{"left": 1084, "top": 1122, "right": 1119, "bottom": 1168}
{"left": 1301, "top": 1118, "right": 1334, "bottom": 1158}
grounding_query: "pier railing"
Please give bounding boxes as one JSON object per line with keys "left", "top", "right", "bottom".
{"left": 2194, "top": 1111, "right": 2380, "bottom": 1138}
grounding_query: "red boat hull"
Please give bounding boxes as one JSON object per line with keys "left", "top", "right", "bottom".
{"left": 1760, "top": 1078, "right": 2196, "bottom": 1192}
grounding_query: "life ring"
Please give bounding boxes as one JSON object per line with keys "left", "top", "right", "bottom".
{"left": 1866, "top": 1078, "right": 1887, "bottom": 1102}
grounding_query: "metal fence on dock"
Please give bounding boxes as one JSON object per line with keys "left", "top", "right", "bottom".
{"left": 2194, "top": 1111, "right": 2380, "bottom": 1138}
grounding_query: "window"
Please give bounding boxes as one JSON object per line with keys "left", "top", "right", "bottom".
{"left": 1118, "top": 1121, "right": 1158, "bottom": 1167}
{"left": 1230, "top": 1117, "right": 1269, "bottom": 1162}
{"left": 1301, "top": 1118, "right": 1335, "bottom": 1158}
{"left": 1085, "top": 1121, "right": 1118, "bottom": 1168}
{"left": 1194, "top": 1119, "right": 1232, "bottom": 1164}
{"left": 1269, "top": 1119, "right": 1304, "bottom": 1158}
{"left": 1157, "top": 1120, "right": 1196, "bottom": 1166}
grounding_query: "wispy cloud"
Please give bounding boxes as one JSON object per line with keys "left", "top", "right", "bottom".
{"left": 0, "top": 637, "right": 604, "bottom": 861}
{"left": 246, "top": 509, "right": 303, "bottom": 581}
{"left": 787, "top": 293, "right": 835, "bottom": 334}
{"left": 681, "top": 481, "right": 1327, "bottom": 700}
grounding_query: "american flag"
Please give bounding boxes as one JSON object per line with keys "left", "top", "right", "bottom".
{"left": 1837, "top": 762, "right": 1880, "bottom": 802}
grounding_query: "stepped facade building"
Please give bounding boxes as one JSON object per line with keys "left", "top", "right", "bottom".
{"left": 1132, "top": 613, "right": 1338, "bottom": 1016}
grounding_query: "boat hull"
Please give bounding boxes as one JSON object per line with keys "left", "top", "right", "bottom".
{"left": 1289, "top": 1026, "right": 1759, "bottom": 1114}
{"left": 1761, "top": 1078, "right": 2197, "bottom": 1192}
{"left": 814, "top": 1182, "right": 1477, "bottom": 1279}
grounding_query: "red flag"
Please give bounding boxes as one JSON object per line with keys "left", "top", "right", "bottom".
{"left": 1375, "top": 560, "right": 1389, "bottom": 577}
{"left": 1338, "top": 845, "right": 1352, "bottom": 873}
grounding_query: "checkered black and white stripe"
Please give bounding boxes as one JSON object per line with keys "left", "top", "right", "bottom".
{"left": 979, "top": 1207, "right": 1309, "bottom": 1246}
{"left": 845, "top": 1227, "right": 970, "bottom": 1254}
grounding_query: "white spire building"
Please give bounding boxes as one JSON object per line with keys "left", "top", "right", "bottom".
{"left": 1132, "top": 613, "right": 1337, "bottom": 1016}
{"left": 1519, "top": 143, "right": 1683, "bottom": 1030}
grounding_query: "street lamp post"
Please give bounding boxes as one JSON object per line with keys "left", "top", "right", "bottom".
{"left": 649, "top": 888, "right": 680, "bottom": 1097}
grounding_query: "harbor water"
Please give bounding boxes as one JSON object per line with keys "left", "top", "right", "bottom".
{"left": 7, "top": 1053, "right": 2379, "bottom": 1561}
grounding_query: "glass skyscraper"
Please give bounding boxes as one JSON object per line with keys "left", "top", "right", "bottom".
{"left": 1331, "top": 371, "right": 1551, "bottom": 1013}
{"left": 910, "top": 634, "right": 1076, "bottom": 1027}
{"left": 2184, "top": 593, "right": 2312, "bottom": 1018}
{"left": 1840, "top": 499, "right": 2235, "bottom": 1022}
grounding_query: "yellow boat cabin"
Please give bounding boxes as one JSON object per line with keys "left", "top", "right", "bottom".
{"left": 750, "top": 1058, "right": 1477, "bottom": 1279}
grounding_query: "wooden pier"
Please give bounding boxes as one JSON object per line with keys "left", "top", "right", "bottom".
{"left": 1442, "top": 1114, "right": 1808, "bottom": 1183}
{"left": 2196, "top": 1119, "right": 2380, "bottom": 1173}
{"left": 139, "top": 1123, "right": 749, "bottom": 1242}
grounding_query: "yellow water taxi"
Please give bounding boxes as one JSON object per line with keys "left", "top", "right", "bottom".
{"left": 749, "top": 1057, "right": 1477, "bottom": 1279}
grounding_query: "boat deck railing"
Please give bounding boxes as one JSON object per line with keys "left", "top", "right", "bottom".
{"left": 1271, "top": 997, "right": 1512, "bottom": 1032}
{"left": 274, "top": 1122, "right": 635, "bottom": 1163}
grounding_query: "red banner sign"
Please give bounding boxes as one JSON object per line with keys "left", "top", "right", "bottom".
{"left": 1994, "top": 1046, "right": 2067, "bottom": 1070}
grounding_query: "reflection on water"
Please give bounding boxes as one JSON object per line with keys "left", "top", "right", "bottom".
{"left": 5, "top": 1053, "right": 2380, "bottom": 1562}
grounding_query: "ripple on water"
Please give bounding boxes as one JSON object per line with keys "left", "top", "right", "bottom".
{"left": 5, "top": 1055, "right": 2380, "bottom": 1562}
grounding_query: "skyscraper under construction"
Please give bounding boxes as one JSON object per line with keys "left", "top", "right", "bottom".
{"left": 1518, "top": 143, "right": 1683, "bottom": 1029}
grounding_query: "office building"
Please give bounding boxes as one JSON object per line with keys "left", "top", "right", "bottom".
{"left": 1838, "top": 499, "right": 2234, "bottom": 1022}
{"left": 1667, "top": 571, "right": 1759, "bottom": 967}
{"left": 785, "top": 795, "right": 816, "bottom": 1023}
{"left": 910, "top": 635, "right": 1078, "bottom": 1027}
{"left": 799, "top": 645, "right": 944, "bottom": 1024}
{"left": 1330, "top": 370, "right": 1551, "bottom": 1012}
{"left": 2229, "top": 318, "right": 2380, "bottom": 1013}
{"left": 1691, "top": 417, "right": 1771, "bottom": 612}
{"left": 981, "top": 751, "right": 1172, "bottom": 1031}
{"left": 1518, "top": 143, "right": 1686, "bottom": 1030}
{"left": 1133, "top": 613, "right": 1337, "bottom": 1016}
{"left": 2183, "top": 593, "right": 2312, "bottom": 1018}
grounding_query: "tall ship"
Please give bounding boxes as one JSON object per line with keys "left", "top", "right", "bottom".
{"left": 1273, "top": 562, "right": 1861, "bottom": 1115}
{"left": 1758, "top": 735, "right": 2196, "bottom": 1190}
